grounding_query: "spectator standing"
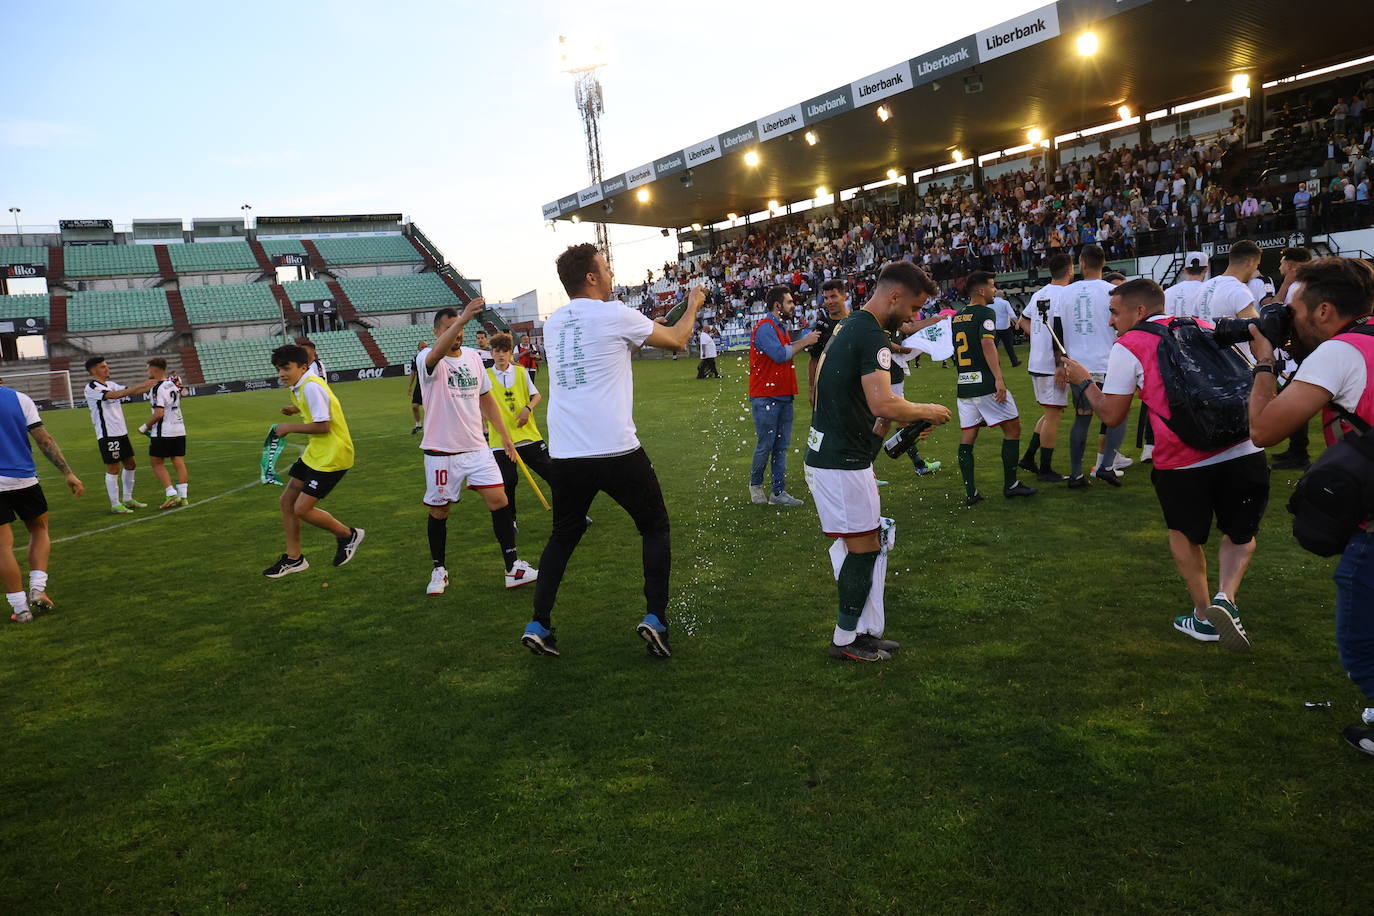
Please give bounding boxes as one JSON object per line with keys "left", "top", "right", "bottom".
{"left": 748, "top": 286, "right": 819, "bottom": 507}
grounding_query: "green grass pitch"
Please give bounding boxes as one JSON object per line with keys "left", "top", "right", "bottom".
{"left": 0, "top": 349, "right": 1363, "bottom": 912}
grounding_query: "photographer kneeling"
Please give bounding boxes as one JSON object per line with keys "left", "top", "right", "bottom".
{"left": 1247, "top": 256, "right": 1374, "bottom": 756}
{"left": 1064, "top": 278, "right": 1266, "bottom": 653}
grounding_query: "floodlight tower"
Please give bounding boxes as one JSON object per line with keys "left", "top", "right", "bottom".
{"left": 559, "top": 35, "right": 613, "bottom": 273}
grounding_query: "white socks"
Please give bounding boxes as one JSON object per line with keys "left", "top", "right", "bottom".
{"left": 6, "top": 591, "right": 27, "bottom": 614}
{"left": 29, "top": 570, "right": 46, "bottom": 593}
{"left": 105, "top": 473, "right": 120, "bottom": 507}
{"left": 121, "top": 468, "right": 135, "bottom": 501}
{"left": 176, "top": 483, "right": 187, "bottom": 499}
{"left": 832, "top": 626, "right": 856, "bottom": 646}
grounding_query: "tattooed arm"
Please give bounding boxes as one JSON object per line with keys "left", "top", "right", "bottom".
{"left": 29, "top": 426, "right": 84, "bottom": 497}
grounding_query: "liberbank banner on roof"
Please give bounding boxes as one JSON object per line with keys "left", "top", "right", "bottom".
{"left": 541, "top": 0, "right": 1149, "bottom": 220}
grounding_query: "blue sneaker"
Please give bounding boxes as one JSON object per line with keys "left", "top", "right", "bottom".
{"left": 915, "top": 460, "right": 941, "bottom": 477}
{"left": 636, "top": 614, "right": 672, "bottom": 658}
{"left": 521, "top": 621, "right": 560, "bottom": 657}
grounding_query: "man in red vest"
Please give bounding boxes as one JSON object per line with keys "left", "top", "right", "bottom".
{"left": 749, "top": 285, "right": 819, "bottom": 506}
{"left": 1247, "top": 256, "right": 1374, "bottom": 757}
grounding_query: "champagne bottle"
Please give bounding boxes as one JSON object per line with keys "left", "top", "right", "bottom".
{"left": 883, "top": 420, "right": 932, "bottom": 459}
{"left": 662, "top": 299, "right": 689, "bottom": 326}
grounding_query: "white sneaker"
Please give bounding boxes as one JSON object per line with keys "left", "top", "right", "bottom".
{"left": 768, "top": 490, "right": 805, "bottom": 507}
{"left": 426, "top": 567, "right": 449, "bottom": 596}
{"left": 28, "top": 588, "right": 52, "bottom": 612}
{"left": 1113, "top": 455, "right": 1134, "bottom": 470}
{"left": 1140, "top": 444, "right": 1154, "bottom": 464}
{"left": 748, "top": 484, "right": 767, "bottom": 505}
{"left": 1362, "top": 707, "right": 1374, "bottom": 726}
{"left": 505, "top": 559, "right": 538, "bottom": 589}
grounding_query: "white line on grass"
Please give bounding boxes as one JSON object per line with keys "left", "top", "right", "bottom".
{"left": 19, "top": 479, "right": 263, "bottom": 548}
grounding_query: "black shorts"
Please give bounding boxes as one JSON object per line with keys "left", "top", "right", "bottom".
{"left": 1151, "top": 451, "right": 1270, "bottom": 545}
{"left": 149, "top": 436, "right": 186, "bottom": 458}
{"left": 288, "top": 459, "right": 348, "bottom": 500}
{"left": 411, "top": 383, "right": 424, "bottom": 406}
{"left": 97, "top": 435, "right": 134, "bottom": 465}
{"left": 0, "top": 484, "right": 47, "bottom": 525}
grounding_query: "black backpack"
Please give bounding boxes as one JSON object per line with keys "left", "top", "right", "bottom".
{"left": 1288, "top": 324, "right": 1374, "bottom": 557}
{"left": 1132, "top": 318, "right": 1252, "bottom": 451}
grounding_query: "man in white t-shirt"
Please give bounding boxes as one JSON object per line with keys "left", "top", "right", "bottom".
{"left": 473, "top": 330, "right": 495, "bottom": 369}
{"left": 417, "top": 298, "right": 534, "bottom": 596}
{"left": 521, "top": 244, "right": 702, "bottom": 660}
{"left": 140, "top": 357, "right": 189, "bottom": 510}
{"left": 1165, "top": 251, "right": 1209, "bottom": 318}
{"left": 1269, "top": 246, "right": 1316, "bottom": 469}
{"left": 990, "top": 294, "right": 1020, "bottom": 367}
{"left": 1015, "top": 252, "right": 1073, "bottom": 481}
{"left": 1065, "top": 278, "right": 1264, "bottom": 653}
{"left": 1058, "top": 244, "right": 1125, "bottom": 487}
{"left": 1192, "top": 239, "right": 1262, "bottom": 323}
{"left": 0, "top": 385, "right": 84, "bottom": 622}
{"left": 83, "top": 356, "right": 156, "bottom": 514}
{"left": 1247, "top": 257, "right": 1374, "bottom": 755}
{"left": 295, "top": 337, "right": 326, "bottom": 380}
{"left": 696, "top": 324, "right": 720, "bottom": 379}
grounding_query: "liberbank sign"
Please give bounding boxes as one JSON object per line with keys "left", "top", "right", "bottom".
{"left": 542, "top": 0, "right": 1147, "bottom": 221}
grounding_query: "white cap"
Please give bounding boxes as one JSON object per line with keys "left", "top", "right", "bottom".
{"left": 1184, "top": 251, "right": 1208, "bottom": 268}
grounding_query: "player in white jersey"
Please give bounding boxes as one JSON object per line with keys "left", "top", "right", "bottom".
{"left": 296, "top": 337, "right": 327, "bottom": 379}
{"left": 1015, "top": 252, "right": 1073, "bottom": 481}
{"left": 1058, "top": 245, "right": 1126, "bottom": 487}
{"left": 1192, "top": 239, "right": 1262, "bottom": 322}
{"left": 417, "top": 298, "right": 535, "bottom": 596}
{"left": 83, "top": 355, "right": 155, "bottom": 514}
{"left": 140, "top": 357, "right": 189, "bottom": 509}
{"left": 1165, "top": 251, "right": 1209, "bottom": 317}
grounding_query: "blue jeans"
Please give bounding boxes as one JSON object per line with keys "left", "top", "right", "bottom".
{"left": 1335, "top": 529, "right": 1374, "bottom": 700}
{"left": 750, "top": 396, "right": 794, "bottom": 494}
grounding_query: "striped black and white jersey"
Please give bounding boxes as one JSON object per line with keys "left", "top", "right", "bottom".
{"left": 84, "top": 379, "right": 130, "bottom": 439}
{"left": 149, "top": 379, "right": 185, "bottom": 437}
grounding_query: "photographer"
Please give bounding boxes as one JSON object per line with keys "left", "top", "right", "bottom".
{"left": 1064, "top": 278, "right": 1265, "bottom": 653}
{"left": 1247, "top": 257, "right": 1374, "bottom": 756}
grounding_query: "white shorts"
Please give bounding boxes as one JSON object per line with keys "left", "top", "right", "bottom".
{"left": 804, "top": 464, "right": 881, "bottom": 538}
{"left": 958, "top": 392, "right": 1020, "bottom": 429}
{"left": 423, "top": 450, "right": 504, "bottom": 506}
{"left": 1031, "top": 374, "right": 1068, "bottom": 408}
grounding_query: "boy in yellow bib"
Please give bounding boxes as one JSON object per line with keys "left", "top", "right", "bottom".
{"left": 485, "top": 334, "right": 553, "bottom": 526}
{"left": 264, "top": 344, "right": 365, "bottom": 578}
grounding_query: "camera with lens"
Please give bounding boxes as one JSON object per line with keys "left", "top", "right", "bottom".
{"left": 1212, "top": 302, "right": 1294, "bottom": 349}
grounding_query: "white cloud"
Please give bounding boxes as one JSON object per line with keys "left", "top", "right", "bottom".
{"left": 0, "top": 120, "right": 82, "bottom": 148}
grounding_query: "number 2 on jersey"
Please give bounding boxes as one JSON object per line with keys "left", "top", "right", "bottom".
{"left": 954, "top": 331, "right": 972, "bottom": 368}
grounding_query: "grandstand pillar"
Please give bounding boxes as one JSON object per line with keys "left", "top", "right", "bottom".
{"left": 1246, "top": 91, "right": 1264, "bottom": 143}
{"left": 971, "top": 160, "right": 983, "bottom": 190}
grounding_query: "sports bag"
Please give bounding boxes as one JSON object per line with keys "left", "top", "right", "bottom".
{"left": 1133, "top": 317, "right": 1252, "bottom": 451}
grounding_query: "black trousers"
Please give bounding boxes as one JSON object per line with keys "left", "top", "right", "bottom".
{"left": 997, "top": 328, "right": 1020, "bottom": 365}
{"left": 532, "top": 448, "right": 671, "bottom": 626}
{"left": 493, "top": 440, "right": 554, "bottom": 520}
{"left": 696, "top": 357, "right": 720, "bottom": 378}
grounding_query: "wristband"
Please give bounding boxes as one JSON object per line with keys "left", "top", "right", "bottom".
{"left": 1252, "top": 364, "right": 1277, "bottom": 377}
{"left": 1074, "top": 380, "right": 1093, "bottom": 397}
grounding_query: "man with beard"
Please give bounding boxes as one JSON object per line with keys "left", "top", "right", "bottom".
{"left": 747, "top": 285, "right": 819, "bottom": 507}
{"left": 807, "top": 280, "right": 849, "bottom": 407}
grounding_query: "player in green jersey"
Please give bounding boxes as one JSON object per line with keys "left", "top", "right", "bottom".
{"left": 953, "top": 272, "right": 1037, "bottom": 506}
{"left": 804, "top": 262, "right": 951, "bottom": 662}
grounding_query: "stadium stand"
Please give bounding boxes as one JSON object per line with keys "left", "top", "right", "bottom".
{"left": 179, "top": 283, "right": 281, "bottom": 325}
{"left": 0, "top": 247, "right": 47, "bottom": 268}
{"left": 166, "top": 241, "right": 258, "bottom": 273}
{"left": 307, "top": 329, "right": 377, "bottom": 372}
{"left": 0, "top": 294, "right": 51, "bottom": 321}
{"left": 313, "top": 236, "right": 424, "bottom": 265}
{"left": 62, "top": 245, "right": 160, "bottom": 277}
{"left": 337, "top": 274, "right": 460, "bottom": 313}
{"left": 261, "top": 239, "right": 308, "bottom": 258}
{"left": 368, "top": 325, "right": 431, "bottom": 366}
{"left": 66, "top": 288, "right": 172, "bottom": 332}
{"left": 194, "top": 338, "right": 280, "bottom": 384}
{"left": 280, "top": 279, "right": 335, "bottom": 303}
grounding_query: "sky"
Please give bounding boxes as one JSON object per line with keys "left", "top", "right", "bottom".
{"left": 3, "top": 0, "right": 1031, "bottom": 314}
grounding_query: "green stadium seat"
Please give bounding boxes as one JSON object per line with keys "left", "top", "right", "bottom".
{"left": 167, "top": 242, "right": 257, "bottom": 273}
{"left": 313, "top": 236, "right": 423, "bottom": 265}
{"left": 180, "top": 284, "right": 281, "bottom": 325}
{"left": 280, "top": 279, "right": 334, "bottom": 303}
{"left": 67, "top": 288, "right": 172, "bottom": 332}
{"left": 0, "top": 294, "right": 52, "bottom": 321}
{"left": 338, "top": 274, "right": 459, "bottom": 314}
{"left": 368, "top": 322, "right": 484, "bottom": 366}
{"left": 62, "top": 245, "right": 160, "bottom": 278}
{"left": 261, "top": 239, "right": 308, "bottom": 258}
{"left": 194, "top": 337, "right": 282, "bottom": 384}
{"left": 0, "top": 247, "right": 47, "bottom": 268}
{"left": 306, "top": 330, "right": 375, "bottom": 373}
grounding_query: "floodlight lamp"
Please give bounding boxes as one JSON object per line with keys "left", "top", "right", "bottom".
{"left": 570, "top": 214, "right": 581, "bottom": 223}
{"left": 1231, "top": 73, "right": 1250, "bottom": 92}
{"left": 1076, "top": 32, "right": 1098, "bottom": 56}
{"left": 886, "top": 168, "right": 899, "bottom": 180}
{"left": 1117, "top": 105, "right": 1132, "bottom": 120}
{"left": 768, "top": 199, "right": 779, "bottom": 211}
{"left": 1027, "top": 128, "right": 1042, "bottom": 143}
{"left": 637, "top": 188, "right": 650, "bottom": 203}
{"left": 805, "top": 131, "right": 818, "bottom": 146}
{"left": 691, "top": 223, "right": 702, "bottom": 232}
{"left": 744, "top": 150, "right": 760, "bottom": 167}
{"left": 877, "top": 105, "right": 891, "bottom": 122}
{"left": 727, "top": 212, "right": 738, "bottom": 221}
{"left": 680, "top": 171, "right": 694, "bottom": 188}
{"left": 952, "top": 149, "right": 963, "bottom": 162}
{"left": 816, "top": 186, "right": 828, "bottom": 197}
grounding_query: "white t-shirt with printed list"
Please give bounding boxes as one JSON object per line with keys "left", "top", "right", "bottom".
{"left": 1165, "top": 279, "right": 1205, "bottom": 318}
{"left": 1059, "top": 278, "right": 1117, "bottom": 374}
{"left": 1193, "top": 275, "right": 1255, "bottom": 322}
{"left": 543, "top": 297, "right": 656, "bottom": 459}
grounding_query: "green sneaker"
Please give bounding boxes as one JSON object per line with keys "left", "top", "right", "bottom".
{"left": 1208, "top": 597, "right": 1251, "bottom": 653}
{"left": 110, "top": 504, "right": 134, "bottom": 515}
{"left": 123, "top": 498, "right": 148, "bottom": 509}
{"left": 1173, "top": 611, "right": 1218, "bottom": 643}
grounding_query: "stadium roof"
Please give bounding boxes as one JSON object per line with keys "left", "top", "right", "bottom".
{"left": 543, "top": 0, "right": 1374, "bottom": 230}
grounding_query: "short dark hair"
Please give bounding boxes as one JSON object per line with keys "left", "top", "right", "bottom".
{"left": 1293, "top": 257, "right": 1374, "bottom": 319}
{"left": 1280, "top": 246, "right": 1313, "bottom": 263}
{"left": 489, "top": 333, "right": 513, "bottom": 353}
{"left": 271, "top": 344, "right": 310, "bottom": 368}
{"left": 1103, "top": 270, "right": 1127, "bottom": 283}
{"left": 1229, "top": 239, "right": 1262, "bottom": 262}
{"left": 294, "top": 336, "right": 316, "bottom": 350}
{"left": 820, "top": 279, "right": 845, "bottom": 294}
{"left": 876, "top": 261, "right": 937, "bottom": 298}
{"left": 1109, "top": 277, "right": 1166, "bottom": 314}
{"left": 84, "top": 355, "right": 106, "bottom": 372}
{"left": 146, "top": 357, "right": 168, "bottom": 370}
{"left": 1079, "top": 244, "right": 1106, "bottom": 270}
{"left": 432, "top": 307, "right": 459, "bottom": 328}
{"left": 765, "top": 285, "right": 792, "bottom": 309}
{"left": 476, "top": 329, "right": 489, "bottom": 338}
{"left": 556, "top": 243, "right": 601, "bottom": 297}
{"left": 965, "top": 271, "right": 995, "bottom": 294}
{"left": 1047, "top": 253, "right": 1073, "bottom": 280}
